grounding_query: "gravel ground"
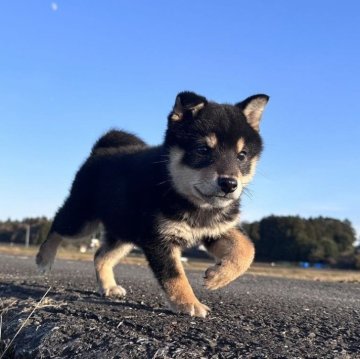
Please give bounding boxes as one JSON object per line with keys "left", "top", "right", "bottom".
{"left": 0, "top": 253, "right": 359, "bottom": 358}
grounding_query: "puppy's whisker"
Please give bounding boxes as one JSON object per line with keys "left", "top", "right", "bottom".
{"left": 192, "top": 180, "right": 213, "bottom": 186}
{"left": 156, "top": 179, "right": 172, "bottom": 186}
{"left": 242, "top": 188, "right": 253, "bottom": 200}
{"left": 152, "top": 160, "right": 169, "bottom": 164}
{"left": 255, "top": 170, "right": 270, "bottom": 179}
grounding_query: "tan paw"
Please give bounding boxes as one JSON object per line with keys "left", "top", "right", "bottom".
{"left": 101, "top": 285, "right": 127, "bottom": 298}
{"left": 204, "top": 261, "right": 238, "bottom": 290}
{"left": 169, "top": 300, "right": 210, "bottom": 318}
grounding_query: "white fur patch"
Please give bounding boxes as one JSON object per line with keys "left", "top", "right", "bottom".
{"left": 168, "top": 147, "right": 209, "bottom": 207}
{"left": 168, "top": 146, "right": 243, "bottom": 208}
{"left": 157, "top": 213, "right": 240, "bottom": 247}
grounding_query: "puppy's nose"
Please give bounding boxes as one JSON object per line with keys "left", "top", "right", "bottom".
{"left": 217, "top": 177, "right": 238, "bottom": 194}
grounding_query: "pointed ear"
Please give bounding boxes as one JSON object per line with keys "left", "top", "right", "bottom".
{"left": 169, "top": 91, "right": 208, "bottom": 121}
{"left": 236, "top": 94, "right": 269, "bottom": 131}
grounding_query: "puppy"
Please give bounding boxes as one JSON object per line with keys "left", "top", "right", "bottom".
{"left": 36, "top": 91, "right": 269, "bottom": 317}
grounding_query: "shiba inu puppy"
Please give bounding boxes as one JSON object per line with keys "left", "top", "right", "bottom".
{"left": 36, "top": 91, "right": 269, "bottom": 317}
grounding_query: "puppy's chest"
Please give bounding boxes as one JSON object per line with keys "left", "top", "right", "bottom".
{"left": 157, "top": 212, "right": 239, "bottom": 247}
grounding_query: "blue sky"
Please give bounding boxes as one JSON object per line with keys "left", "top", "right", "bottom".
{"left": 0, "top": 1, "right": 359, "bottom": 237}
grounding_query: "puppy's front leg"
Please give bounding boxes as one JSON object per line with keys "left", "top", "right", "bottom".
{"left": 203, "top": 228, "right": 255, "bottom": 290}
{"left": 143, "top": 244, "right": 210, "bottom": 317}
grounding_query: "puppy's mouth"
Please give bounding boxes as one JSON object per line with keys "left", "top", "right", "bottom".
{"left": 194, "top": 186, "right": 233, "bottom": 201}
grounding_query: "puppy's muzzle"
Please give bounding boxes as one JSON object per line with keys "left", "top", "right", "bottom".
{"left": 217, "top": 177, "right": 238, "bottom": 194}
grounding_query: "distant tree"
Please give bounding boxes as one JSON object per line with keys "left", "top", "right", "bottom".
{"left": 241, "top": 221, "right": 260, "bottom": 243}
{"left": 34, "top": 220, "right": 52, "bottom": 245}
{"left": 0, "top": 217, "right": 52, "bottom": 245}
{"left": 249, "top": 215, "right": 357, "bottom": 266}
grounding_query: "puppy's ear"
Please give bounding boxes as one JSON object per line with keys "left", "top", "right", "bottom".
{"left": 169, "top": 91, "right": 207, "bottom": 121}
{"left": 236, "top": 94, "right": 269, "bottom": 131}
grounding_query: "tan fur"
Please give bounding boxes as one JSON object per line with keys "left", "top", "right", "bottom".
{"left": 157, "top": 213, "right": 240, "bottom": 247}
{"left": 190, "top": 102, "right": 205, "bottom": 116}
{"left": 170, "top": 96, "right": 184, "bottom": 121}
{"left": 163, "top": 247, "right": 209, "bottom": 317}
{"left": 170, "top": 97, "right": 205, "bottom": 121}
{"left": 170, "top": 113, "right": 182, "bottom": 121}
{"left": 94, "top": 242, "right": 134, "bottom": 297}
{"left": 242, "top": 97, "right": 268, "bottom": 131}
{"left": 204, "top": 228, "right": 255, "bottom": 290}
{"left": 236, "top": 137, "right": 245, "bottom": 153}
{"left": 205, "top": 133, "right": 218, "bottom": 148}
{"left": 240, "top": 156, "right": 259, "bottom": 186}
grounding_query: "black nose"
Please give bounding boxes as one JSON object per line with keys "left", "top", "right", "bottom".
{"left": 217, "top": 177, "right": 238, "bottom": 194}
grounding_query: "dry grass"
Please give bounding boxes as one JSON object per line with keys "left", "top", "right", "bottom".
{"left": 186, "top": 259, "right": 360, "bottom": 282}
{"left": 0, "top": 244, "right": 144, "bottom": 265}
{"left": 0, "top": 244, "right": 359, "bottom": 283}
{"left": 0, "top": 287, "right": 51, "bottom": 359}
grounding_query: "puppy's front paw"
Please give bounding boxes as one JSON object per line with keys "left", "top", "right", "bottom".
{"left": 101, "top": 285, "right": 127, "bottom": 299}
{"left": 170, "top": 300, "right": 210, "bottom": 318}
{"left": 204, "top": 261, "right": 238, "bottom": 290}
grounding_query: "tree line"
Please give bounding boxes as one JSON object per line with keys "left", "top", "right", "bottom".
{"left": 0, "top": 215, "right": 359, "bottom": 269}
{"left": 0, "top": 217, "right": 51, "bottom": 246}
{"left": 242, "top": 215, "right": 360, "bottom": 269}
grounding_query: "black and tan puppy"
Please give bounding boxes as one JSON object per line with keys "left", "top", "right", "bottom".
{"left": 36, "top": 91, "right": 269, "bottom": 317}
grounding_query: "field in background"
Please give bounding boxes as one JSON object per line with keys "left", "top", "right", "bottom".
{"left": 0, "top": 244, "right": 359, "bottom": 283}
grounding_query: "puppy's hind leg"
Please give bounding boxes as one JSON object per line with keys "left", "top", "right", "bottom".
{"left": 36, "top": 231, "right": 64, "bottom": 273}
{"left": 36, "top": 197, "right": 99, "bottom": 273}
{"left": 94, "top": 239, "right": 134, "bottom": 299}
{"left": 36, "top": 220, "right": 99, "bottom": 273}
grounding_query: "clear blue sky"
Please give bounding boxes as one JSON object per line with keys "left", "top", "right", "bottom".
{"left": 0, "top": 1, "right": 359, "bottom": 237}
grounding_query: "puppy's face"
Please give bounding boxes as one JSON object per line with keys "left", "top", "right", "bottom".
{"left": 165, "top": 92, "right": 269, "bottom": 209}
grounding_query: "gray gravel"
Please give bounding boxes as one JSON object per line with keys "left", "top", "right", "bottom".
{"left": 0, "top": 253, "right": 359, "bottom": 358}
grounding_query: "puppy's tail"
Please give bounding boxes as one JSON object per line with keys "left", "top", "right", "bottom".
{"left": 91, "top": 130, "right": 147, "bottom": 156}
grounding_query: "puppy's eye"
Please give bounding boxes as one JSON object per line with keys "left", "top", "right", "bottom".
{"left": 194, "top": 145, "right": 211, "bottom": 154}
{"left": 238, "top": 150, "right": 248, "bottom": 162}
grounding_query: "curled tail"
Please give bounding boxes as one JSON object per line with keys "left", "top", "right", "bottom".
{"left": 91, "top": 130, "right": 147, "bottom": 156}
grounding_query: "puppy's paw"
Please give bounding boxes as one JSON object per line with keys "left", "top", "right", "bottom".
{"left": 101, "top": 285, "right": 127, "bottom": 299}
{"left": 170, "top": 300, "right": 210, "bottom": 318}
{"left": 204, "top": 261, "right": 238, "bottom": 290}
{"left": 36, "top": 253, "right": 54, "bottom": 275}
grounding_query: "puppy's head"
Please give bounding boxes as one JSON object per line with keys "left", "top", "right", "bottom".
{"left": 165, "top": 91, "right": 269, "bottom": 209}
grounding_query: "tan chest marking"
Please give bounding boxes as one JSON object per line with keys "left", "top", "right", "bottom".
{"left": 157, "top": 214, "right": 240, "bottom": 247}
